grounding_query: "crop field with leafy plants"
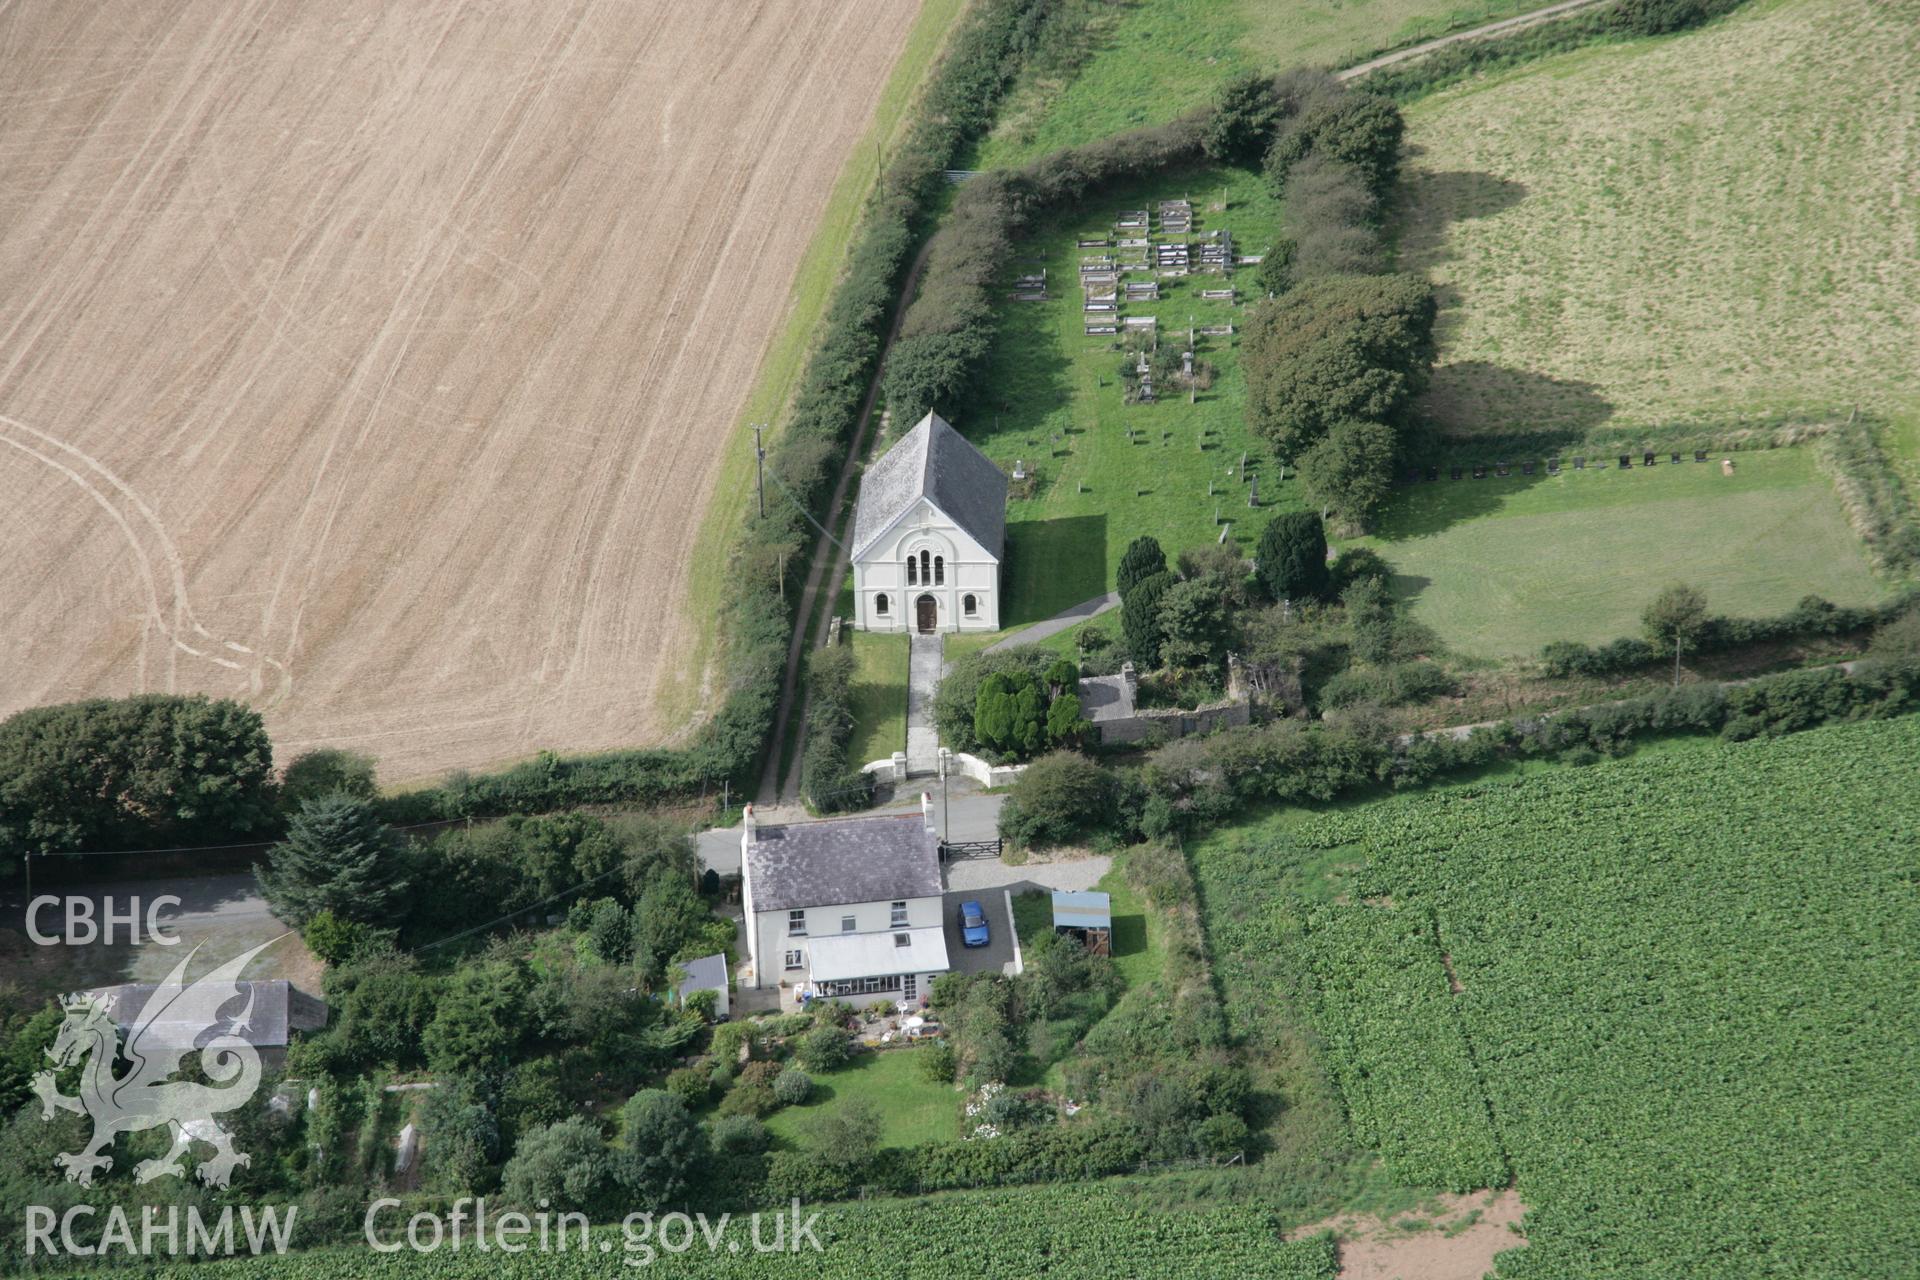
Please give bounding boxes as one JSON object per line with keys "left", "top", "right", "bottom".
{"left": 1194, "top": 716, "right": 1920, "bottom": 1277}
{"left": 151, "top": 1181, "right": 1338, "bottom": 1278}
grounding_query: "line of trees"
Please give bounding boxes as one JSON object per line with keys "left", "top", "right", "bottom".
{"left": 1208, "top": 71, "right": 1434, "bottom": 534}
{"left": 1365, "top": 0, "right": 1755, "bottom": 101}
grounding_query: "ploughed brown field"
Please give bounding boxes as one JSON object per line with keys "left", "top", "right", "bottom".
{"left": 0, "top": 0, "right": 921, "bottom": 782}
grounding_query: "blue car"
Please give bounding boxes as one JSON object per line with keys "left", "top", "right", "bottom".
{"left": 960, "top": 900, "right": 990, "bottom": 948}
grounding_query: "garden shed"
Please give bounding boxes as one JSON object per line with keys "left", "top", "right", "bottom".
{"left": 674, "top": 952, "right": 730, "bottom": 1019}
{"left": 1051, "top": 890, "right": 1112, "bottom": 956}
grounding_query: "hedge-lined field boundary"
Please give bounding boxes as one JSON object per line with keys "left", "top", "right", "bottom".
{"left": 1360, "top": 0, "right": 1753, "bottom": 101}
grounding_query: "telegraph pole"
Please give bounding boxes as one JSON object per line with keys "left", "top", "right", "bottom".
{"left": 753, "top": 424, "right": 766, "bottom": 519}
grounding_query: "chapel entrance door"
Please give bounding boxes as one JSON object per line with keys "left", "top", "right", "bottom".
{"left": 915, "top": 594, "right": 937, "bottom": 633}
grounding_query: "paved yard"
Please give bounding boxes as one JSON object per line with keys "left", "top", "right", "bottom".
{"left": 941, "top": 853, "right": 1113, "bottom": 978}
{"left": 942, "top": 888, "right": 1016, "bottom": 977}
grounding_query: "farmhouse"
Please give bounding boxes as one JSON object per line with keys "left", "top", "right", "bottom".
{"left": 738, "top": 800, "right": 949, "bottom": 1003}
{"left": 851, "top": 411, "right": 1007, "bottom": 633}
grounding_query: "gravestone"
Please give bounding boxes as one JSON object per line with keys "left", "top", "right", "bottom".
{"left": 1425, "top": 466, "right": 1439, "bottom": 482}
{"left": 1496, "top": 461, "right": 1511, "bottom": 477}
{"left": 1695, "top": 450, "right": 1708, "bottom": 462}
{"left": 1643, "top": 451, "right": 1656, "bottom": 467}
{"left": 1619, "top": 455, "right": 1632, "bottom": 469}
{"left": 1548, "top": 457, "right": 1561, "bottom": 475}
{"left": 1406, "top": 466, "right": 1423, "bottom": 483}
{"left": 1450, "top": 466, "right": 1463, "bottom": 480}
{"left": 1522, "top": 461, "right": 1536, "bottom": 476}
{"left": 1671, "top": 452, "right": 1682, "bottom": 464}
{"left": 1574, "top": 457, "right": 1586, "bottom": 469}
{"left": 1472, "top": 464, "right": 1487, "bottom": 479}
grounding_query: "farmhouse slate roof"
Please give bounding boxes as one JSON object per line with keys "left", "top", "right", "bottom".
{"left": 850, "top": 411, "right": 1008, "bottom": 561}
{"left": 745, "top": 812, "right": 942, "bottom": 913}
{"left": 84, "top": 980, "right": 327, "bottom": 1050}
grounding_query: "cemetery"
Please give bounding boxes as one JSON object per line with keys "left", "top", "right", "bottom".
{"left": 944, "top": 165, "right": 1287, "bottom": 626}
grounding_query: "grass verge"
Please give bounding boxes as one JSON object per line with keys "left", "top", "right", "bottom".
{"left": 846, "top": 631, "right": 911, "bottom": 766}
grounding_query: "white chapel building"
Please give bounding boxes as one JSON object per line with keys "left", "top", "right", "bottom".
{"left": 850, "top": 411, "right": 1007, "bottom": 634}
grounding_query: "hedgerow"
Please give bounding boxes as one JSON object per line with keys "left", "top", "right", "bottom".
{"left": 1005, "top": 652, "right": 1920, "bottom": 849}
{"left": 798, "top": 645, "right": 873, "bottom": 813}
{"left": 1539, "top": 589, "right": 1920, "bottom": 678}
{"left": 1363, "top": 0, "right": 1753, "bottom": 102}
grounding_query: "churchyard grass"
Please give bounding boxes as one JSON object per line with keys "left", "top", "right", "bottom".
{"left": 954, "top": 164, "right": 1303, "bottom": 627}
{"left": 846, "top": 631, "right": 911, "bottom": 767}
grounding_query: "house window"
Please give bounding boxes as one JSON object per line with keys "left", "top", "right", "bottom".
{"left": 890, "top": 900, "right": 908, "bottom": 927}
{"left": 963, "top": 594, "right": 978, "bottom": 617}
{"left": 841, "top": 915, "right": 856, "bottom": 933}
{"left": 934, "top": 555, "right": 944, "bottom": 585}
{"left": 894, "top": 932, "right": 911, "bottom": 948}
{"left": 784, "top": 950, "right": 804, "bottom": 971}
{"left": 864, "top": 976, "right": 883, "bottom": 993}
{"left": 875, "top": 594, "right": 889, "bottom": 616}
{"left": 906, "top": 555, "right": 917, "bottom": 585}
{"left": 787, "top": 909, "right": 807, "bottom": 936}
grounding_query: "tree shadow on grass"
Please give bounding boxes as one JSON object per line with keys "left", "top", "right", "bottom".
{"left": 1420, "top": 361, "right": 1616, "bottom": 442}
{"left": 1371, "top": 466, "right": 1555, "bottom": 542}
{"left": 1393, "top": 166, "right": 1529, "bottom": 276}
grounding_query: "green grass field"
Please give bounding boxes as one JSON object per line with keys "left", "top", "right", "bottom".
{"left": 1192, "top": 718, "right": 1920, "bottom": 1276}
{"left": 952, "top": 164, "right": 1304, "bottom": 626}
{"left": 1353, "top": 448, "right": 1887, "bottom": 657}
{"left": 762, "top": 1046, "right": 961, "bottom": 1150}
{"left": 845, "top": 631, "right": 909, "bottom": 766}
{"left": 1394, "top": 0, "right": 1920, "bottom": 437}
{"left": 971, "top": 0, "right": 1556, "bottom": 170}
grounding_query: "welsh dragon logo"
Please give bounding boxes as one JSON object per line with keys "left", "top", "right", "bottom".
{"left": 32, "top": 939, "right": 282, "bottom": 1188}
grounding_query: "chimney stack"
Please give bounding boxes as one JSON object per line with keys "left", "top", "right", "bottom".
{"left": 921, "top": 792, "right": 935, "bottom": 835}
{"left": 742, "top": 803, "right": 757, "bottom": 844}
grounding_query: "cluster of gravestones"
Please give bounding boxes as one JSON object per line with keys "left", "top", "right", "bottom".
{"left": 1404, "top": 450, "right": 1715, "bottom": 484}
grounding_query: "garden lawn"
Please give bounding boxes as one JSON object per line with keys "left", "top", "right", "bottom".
{"left": 846, "top": 631, "right": 909, "bottom": 766}
{"left": 762, "top": 1047, "right": 960, "bottom": 1150}
{"left": 1192, "top": 719, "right": 1920, "bottom": 1277}
{"left": 1395, "top": 0, "right": 1920, "bottom": 436}
{"left": 970, "top": 0, "right": 1557, "bottom": 169}
{"left": 953, "top": 164, "right": 1304, "bottom": 627}
{"left": 1353, "top": 448, "right": 1887, "bottom": 658}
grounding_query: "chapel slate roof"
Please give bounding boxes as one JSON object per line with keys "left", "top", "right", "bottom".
{"left": 744, "top": 813, "right": 942, "bottom": 913}
{"left": 850, "top": 411, "right": 1008, "bottom": 561}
